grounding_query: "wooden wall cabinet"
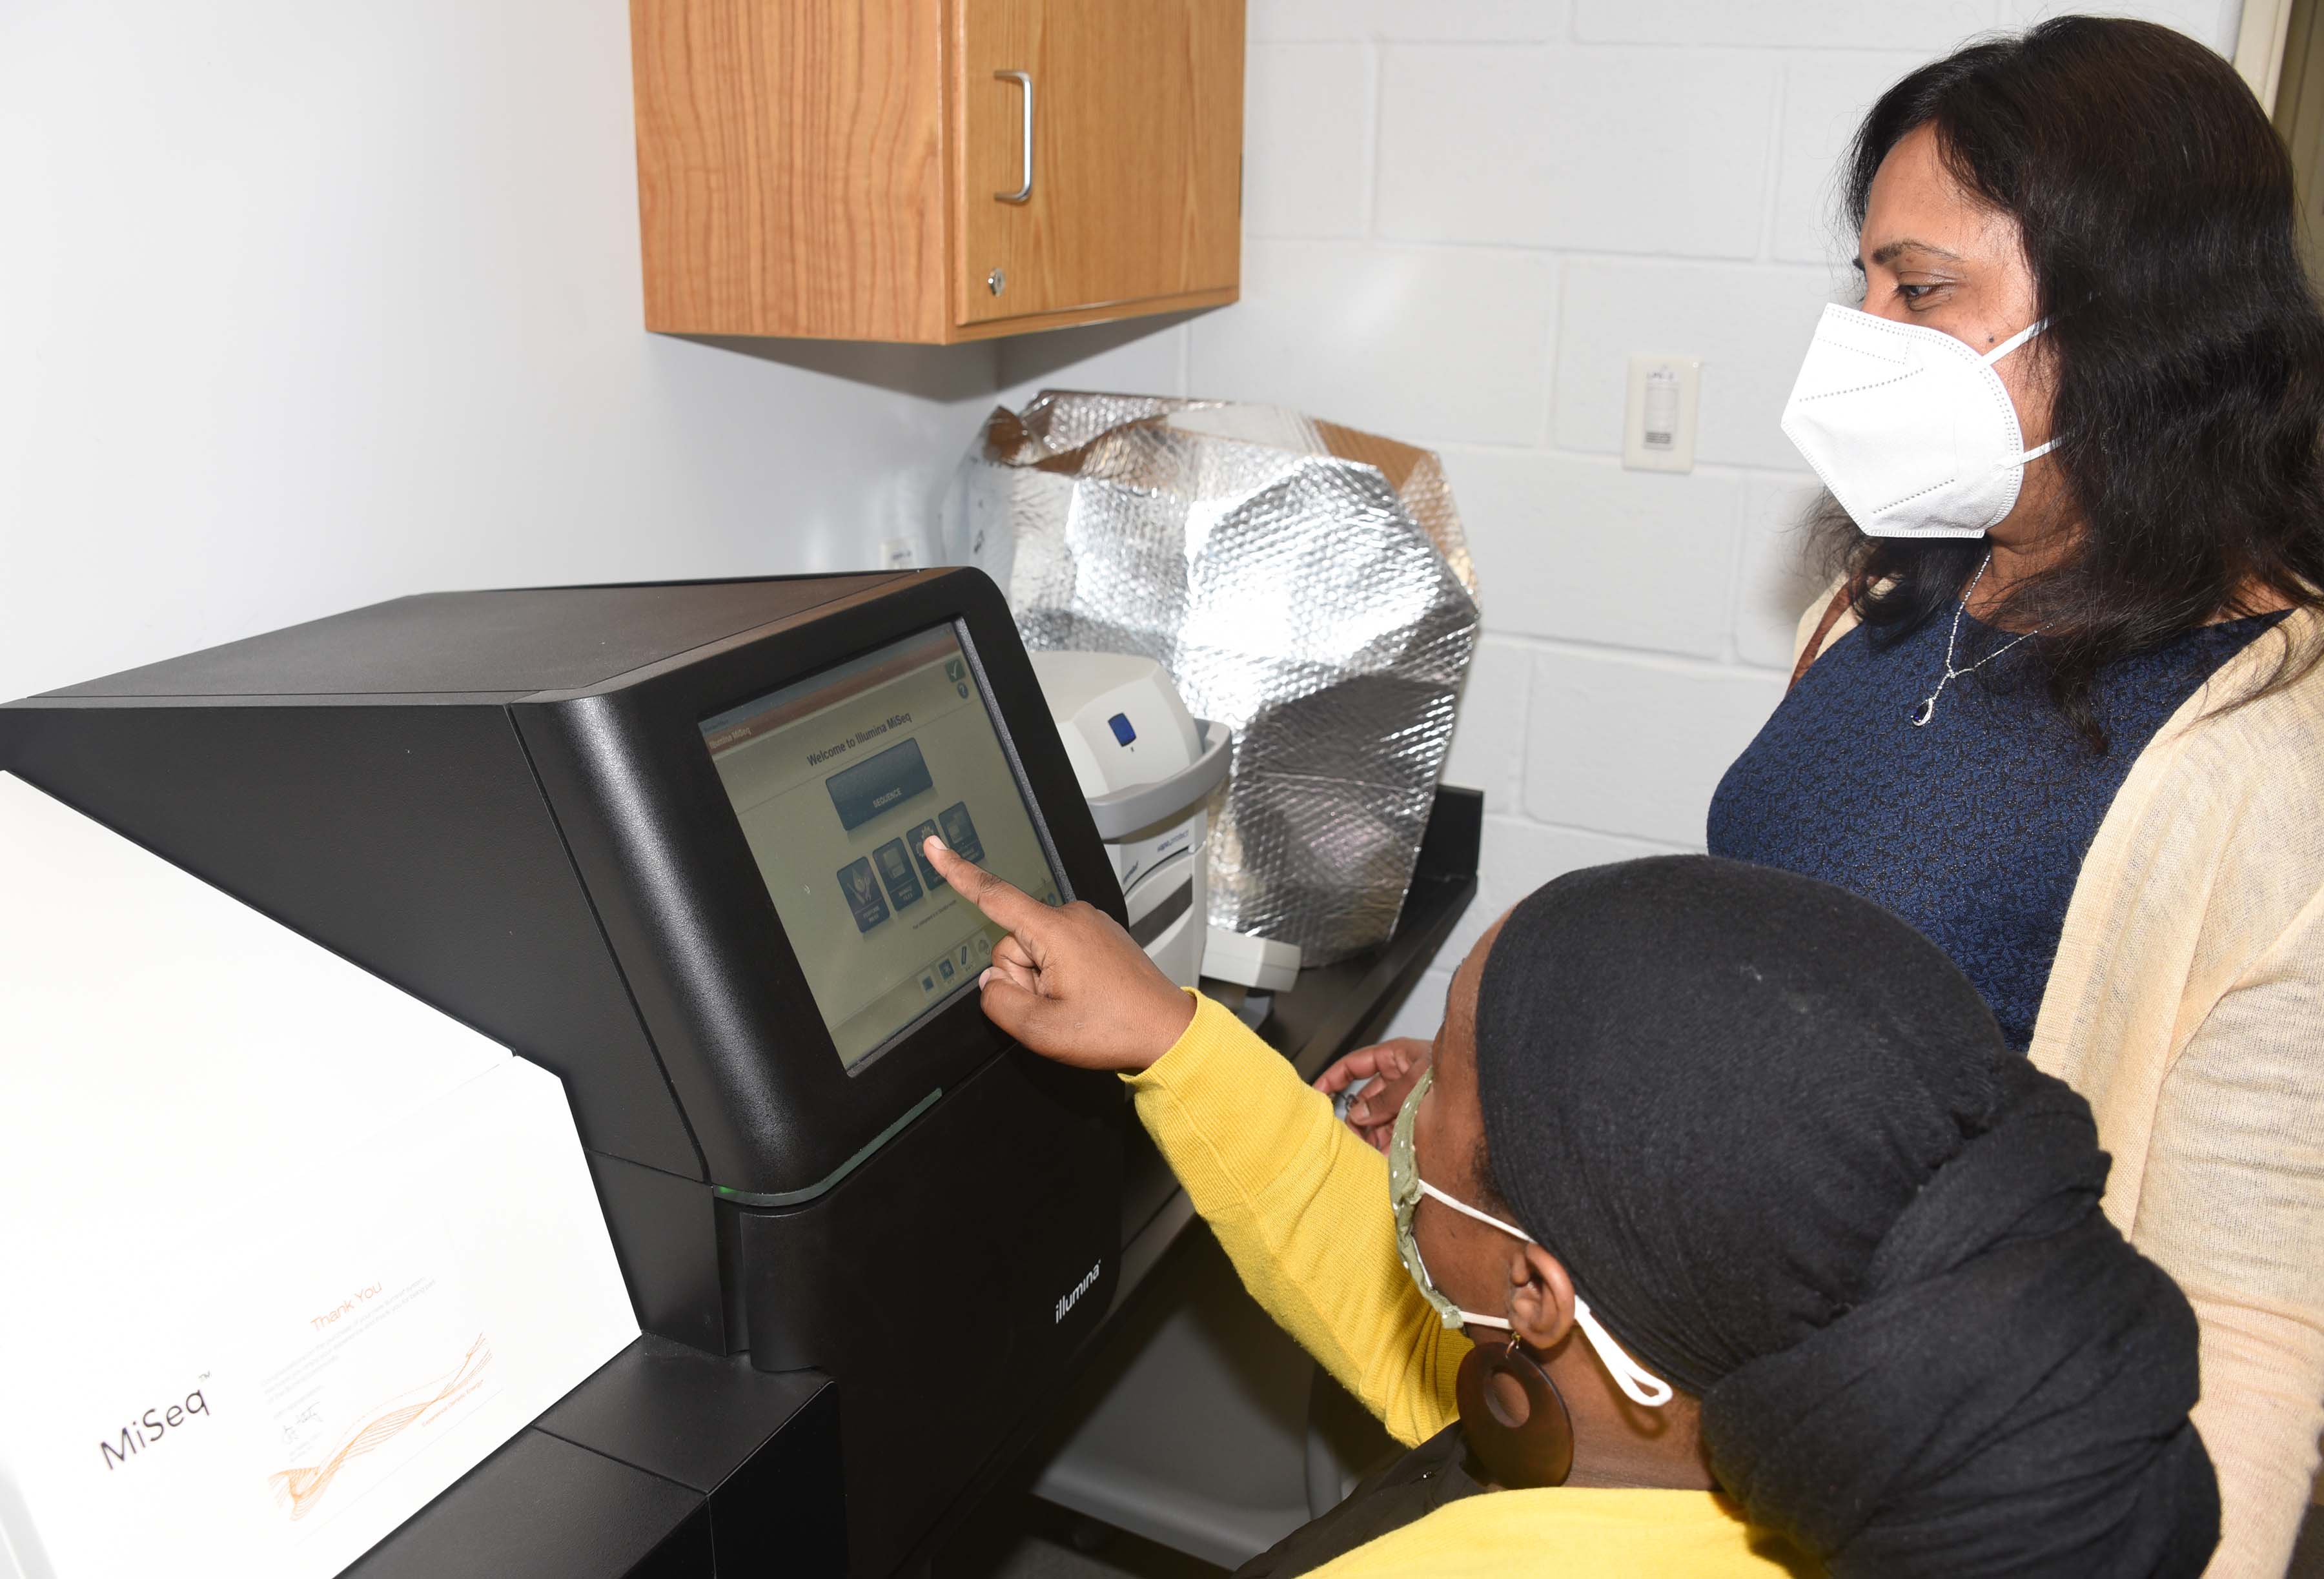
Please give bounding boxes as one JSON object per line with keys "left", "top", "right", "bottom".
{"left": 629, "top": 0, "right": 1245, "bottom": 343}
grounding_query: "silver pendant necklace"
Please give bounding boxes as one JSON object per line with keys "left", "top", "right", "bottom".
{"left": 1911, "top": 554, "right": 2041, "bottom": 728}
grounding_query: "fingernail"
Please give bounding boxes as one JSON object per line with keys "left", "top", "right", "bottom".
{"left": 978, "top": 967, "right": 994, "bottom": 988}
{"left": 928, "top": 834, "right": 947, "bottom": 851}
{"left": 1349, "top": 1101, "right": 1368, "bottom": 1123}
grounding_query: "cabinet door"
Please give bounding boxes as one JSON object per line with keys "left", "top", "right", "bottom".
{"left": 953, "top": 0, "right": 1243, "bottom": 327}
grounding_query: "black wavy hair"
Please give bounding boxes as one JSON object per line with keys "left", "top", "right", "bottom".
{"left": 1816, "top": 15, "right": 2324, "bottom": 748}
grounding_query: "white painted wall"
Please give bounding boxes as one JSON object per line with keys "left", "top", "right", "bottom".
{"left": 0, "top": 1, "right": 1010, "bottom": 703}
{"left": 3, "top": 0, "right": 2242, "bottom": 1032}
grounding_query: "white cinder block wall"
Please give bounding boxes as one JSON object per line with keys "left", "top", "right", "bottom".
{"left": 1008, "top": 0, "right": 2245, "bottom": 1038}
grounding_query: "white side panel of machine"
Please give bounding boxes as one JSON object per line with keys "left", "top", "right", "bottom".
{"left": 0, "top": 772, "right": 638, "bottom": 1579}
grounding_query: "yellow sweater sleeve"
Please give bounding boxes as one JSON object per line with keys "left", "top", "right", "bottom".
{"left": 1125, "top": 992, "right": 1469, "bottom": 1447}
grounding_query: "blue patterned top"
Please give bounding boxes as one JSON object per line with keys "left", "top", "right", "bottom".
{"left": 1707, "top": 608, "right": 2282, "bottom": 1048}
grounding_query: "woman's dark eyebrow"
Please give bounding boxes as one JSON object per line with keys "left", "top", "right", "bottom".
{"left": 1865, "top": 238, "right": 1966, "bottom": 267}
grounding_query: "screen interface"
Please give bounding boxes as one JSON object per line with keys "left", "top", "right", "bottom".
{"left": 700, "top": 625, "right": 1064, "bottom": 1070}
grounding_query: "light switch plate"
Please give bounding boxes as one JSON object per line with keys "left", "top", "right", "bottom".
{"left": 1624, "top": 354, "right": 1702, "bottom": 473}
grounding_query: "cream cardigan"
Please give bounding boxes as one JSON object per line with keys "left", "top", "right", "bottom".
{"left": 1793, "top": 598, "right": 2324, "bottom": 1579}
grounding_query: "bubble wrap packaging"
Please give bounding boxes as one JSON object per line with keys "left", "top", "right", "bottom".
{"left": 941, "top": 393, "right": 1480, "bottom": 966}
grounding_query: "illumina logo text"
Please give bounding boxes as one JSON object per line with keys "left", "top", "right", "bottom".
{"left": 99, "top": 1387, "right": 211, "bottom": 1471}
{"left": 1054, "top": 1262, "right": 1102, "bottom": 1324}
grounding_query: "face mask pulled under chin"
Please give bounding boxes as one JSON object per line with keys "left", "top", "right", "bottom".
{"left": 1780, "top": 303, "right": 2055, "bottom": 540}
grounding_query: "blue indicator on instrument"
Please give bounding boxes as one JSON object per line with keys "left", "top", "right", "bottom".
{"left": 1107, "top": 712, "right": 1136, "bottom": 746}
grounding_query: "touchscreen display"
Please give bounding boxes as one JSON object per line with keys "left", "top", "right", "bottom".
{"left": 700, "top": 626, "right": 1063, "bottom": 1070}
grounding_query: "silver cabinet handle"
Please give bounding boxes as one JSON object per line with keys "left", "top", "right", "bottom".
{"left": 994, "top": 70, "right": 1033, "bottom": 203}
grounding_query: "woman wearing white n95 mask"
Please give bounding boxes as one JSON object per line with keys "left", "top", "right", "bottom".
{"left": 1322, "top": 18, "right": 2324, "bottom": 1578}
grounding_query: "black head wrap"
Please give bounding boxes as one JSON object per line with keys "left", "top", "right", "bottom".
{"left": 1473, "top": 856, "right": 2217, "bottom": 1578}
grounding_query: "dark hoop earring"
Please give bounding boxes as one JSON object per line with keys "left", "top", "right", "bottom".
{"left": 1456, "top": 1336, "right": 1574, "bottom": 1489}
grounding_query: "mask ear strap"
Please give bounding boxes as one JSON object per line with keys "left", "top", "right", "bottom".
{"left": 1980, "top": 320, "right": 2058, "bottom": 467}
{"left": 1418, "top": 1179, "right": 1535, "bottom": 1243}
{"left": 1980, "top": 316, "right": 2049, "bottom": 366}
{"left": 1573, "top": 1298, "right": 1675, "bottom": 1407}
{"left": 1416, "top": 1181, "right": 1537, "bottom": 1333}
{"left": 1415, "top": 1180, "right": 1676, "bottom": 1407}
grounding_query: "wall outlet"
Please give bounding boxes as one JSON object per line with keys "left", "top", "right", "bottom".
{"left": 1623, "top": 354, "right": 1702, "bottom": 473}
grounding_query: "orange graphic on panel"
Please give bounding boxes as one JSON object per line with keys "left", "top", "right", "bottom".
{"left": 269, "top": 1334, "right": 493, "bottom": 1520}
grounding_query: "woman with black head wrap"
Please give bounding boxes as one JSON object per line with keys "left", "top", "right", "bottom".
{"left": 921, "top": 833, "right": 2217, "bottom": 1575}
{"left": 1472, "top": 858, "right": 2217, "bottom": 1575}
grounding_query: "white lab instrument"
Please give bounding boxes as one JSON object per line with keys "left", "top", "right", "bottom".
{"left": 0, "top": 773, "right": 637, "bottom": 1579}
{"left": 1028, "top": 653, "right": 1231, "bottom": 988}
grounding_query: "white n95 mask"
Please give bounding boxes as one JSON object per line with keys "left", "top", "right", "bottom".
{"left": 1780, "top": 303, "right": 2054, "bottom": 540}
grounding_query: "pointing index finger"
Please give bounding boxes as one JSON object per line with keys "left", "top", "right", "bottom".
{"left": 923, "top": 836, "right": 1050, "bottom": 935}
